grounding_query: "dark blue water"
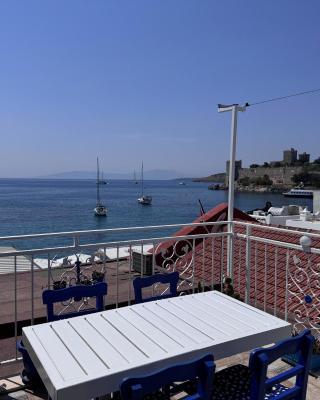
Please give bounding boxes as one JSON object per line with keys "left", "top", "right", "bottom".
{"left": 0, "top": 179, "right": 312, "bottom": 250}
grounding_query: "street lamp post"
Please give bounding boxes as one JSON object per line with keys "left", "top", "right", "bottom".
{"left": 218, "top": 103, "right": 246, "bottom": 277}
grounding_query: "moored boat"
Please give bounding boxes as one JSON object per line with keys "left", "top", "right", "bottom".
{"left": 282, "top": 188, "right": 313, "bottom": 198}
{"left": 94, "top": 157, "right": 107, "bottom": 216}
{"left": 138, "top": 162, "right": 152, "bottom": 205}
{"left": 138, "top": 195, "right": 152, "bottom": 205}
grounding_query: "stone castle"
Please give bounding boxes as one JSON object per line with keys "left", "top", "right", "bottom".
{"left": 226, "top": 148, "right": 310, "bottom": 187}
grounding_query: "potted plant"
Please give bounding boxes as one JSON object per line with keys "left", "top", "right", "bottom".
{"left": 80, "top": 278, "right": 92, "bottom": 286}
{"left": 282, "top": 330, "right": 320, "bottom": 372}
{"left": 53, "top": 280, "right": 67, "bottom": 290}
{"left": 92, "top": 270, "right": 105, "bottom": 283}
{"left": 222, "top": 276, "right": 241, "bottom": 300}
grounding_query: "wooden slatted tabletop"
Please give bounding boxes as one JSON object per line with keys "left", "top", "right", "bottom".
{"left": 23, "top": 291, "right": 291, "bottom": 400}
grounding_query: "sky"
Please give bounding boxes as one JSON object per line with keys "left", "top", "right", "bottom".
{"left": 0, "top": 0, "right": 320, "bottom": 178}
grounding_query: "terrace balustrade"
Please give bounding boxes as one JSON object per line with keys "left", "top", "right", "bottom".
{"left": 0, "top": 220, "right": 319, "bottom": 376}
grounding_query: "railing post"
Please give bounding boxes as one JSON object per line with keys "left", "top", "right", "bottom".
{"left": 116, "top": 245, "right": 119, "bottom": 308}
{"left": 227, "top": 222, "right": 234, "bottom": 279}
{"left": 285, "top": 249, "right": 289, "bottom": 321}
{"left": 31, "top": 255, "right": 34, "bottom": 325}
{"left": 245, "top": 225, "right": 251, "bottom": 304}
{"left": 14, "top": 256, "right": 18, "bottom": 360}
{"left": 192, "top": 238, "right": 195, "bottom": 293}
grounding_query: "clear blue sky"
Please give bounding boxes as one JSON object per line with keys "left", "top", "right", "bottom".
{"left": 1, "top": 0, "right": 320, "bottom": 178}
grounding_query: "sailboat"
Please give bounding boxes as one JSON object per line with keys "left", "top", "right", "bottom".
{"left": 133, "top": 169, "right": 138, "bottom": 184}
{"left": 137, "top": 162, "right": 152, "bottom": 205}
{"left": 94, "top": 158, "right": 107, "bottom": 216}
{"left": 96, "top": 171, "right": 107, "bottom": 185}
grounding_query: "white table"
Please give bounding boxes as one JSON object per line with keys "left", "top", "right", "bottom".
{"left": 23, "top": 291, "right": 291, "bottom": 400}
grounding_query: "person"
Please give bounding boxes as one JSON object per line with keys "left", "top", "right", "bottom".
{"left": 247, "top": 201, "right": 272, "bottom": 215}
{"left": 262, "top": 201, "right": 272, "bottom": 212}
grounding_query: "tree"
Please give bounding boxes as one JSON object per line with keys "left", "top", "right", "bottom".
{"left": 310, "top": 173, "right": 320, "bottom": 187}
{"left": 250, "top": 164, "right": 260, "bottom": 169}
{"left": 263, "top": 162, "right": 270, "bottom": 168}
{"left": 239, "top": 176, "right": 250, "bottom": 186}
{"left": 292, "top": 171, "right": 310, "bottom": 185}
{"left": 254, "top": 174, "right": 272, "bottom": 186}
{"left": 313, "top": 157, "right": 320, "bottom": 165}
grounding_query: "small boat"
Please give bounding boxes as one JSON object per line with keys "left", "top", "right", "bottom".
{"left": 138, "top": 162, "right": 152, "bottom": 205}
{"left": 179, "top": 182, "right": 186, "bottom": 185}
{"left": 94, "top": 204, "right": 107, "bottom": 216}
{"left": 138, "top": 195, "right": 152, "bottom": 205}
{"left": 282, "top": 188, "right": 313, "bottom": 198}
{"left": 94, "top": 157, "right": 107, "bottom": 216}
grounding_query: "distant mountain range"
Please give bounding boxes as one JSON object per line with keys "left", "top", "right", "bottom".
{"left": 37, "top": 169, "right": 185, "bottom": 180}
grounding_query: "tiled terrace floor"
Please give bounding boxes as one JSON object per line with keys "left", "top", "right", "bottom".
{"left": 0, "top": 351, "right": 319, "bottom": 399}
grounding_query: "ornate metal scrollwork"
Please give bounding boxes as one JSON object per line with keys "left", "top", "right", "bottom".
{"left": 288, "top": 251, "right": 320, "bottom": 336}
{"left": 51, "top": 251, "right": 106, "bottom": 317}
{"left": 153, "top": 239, "right": 195, "bottom": 296}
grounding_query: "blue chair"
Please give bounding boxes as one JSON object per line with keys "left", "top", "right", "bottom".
{"left": 18, "top": 282, "right": 107, "bottom": 385}
{"left": 17, "top": 340, "right": 42, "bottom": 386}
{"left": 42, "top": 281, "right": 107, "bottom": 322}
{"left": 120, "top": 354, "right": 215, "bottom": 400}
{"left": 212, "top": 329, "right": 314, "bottom": 400}
{"left": 133, "top": 271, "right": 179, "bottom": 304}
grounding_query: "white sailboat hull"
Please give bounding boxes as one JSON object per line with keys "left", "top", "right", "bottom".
{"left": 94, "top": 205, "right": 107, "bottom": 216}
{"left": 138, "top": 196, "right": 152, "bottom": 205}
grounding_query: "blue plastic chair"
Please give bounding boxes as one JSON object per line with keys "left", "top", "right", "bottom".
{"left": 17, "top": 340, "right": 42, "bottom": 386}
{"left": 18, "top": 282, "right": 107, "bottom": 385}
{"left": 212, "top": 329, "right": 314, "bottom": 400}
{"left": 42, "top": 282, "right": 107, "bottom": 322}
{"left": 133, "top": 271, "right": 179, "bottom": 304}
{"left": 120, "top": 354, "right": 215, "bottom": 400}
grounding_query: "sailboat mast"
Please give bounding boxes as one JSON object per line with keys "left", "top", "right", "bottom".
{"left": 97, "top": 157, "right": 100, "bottom": 204}
{"left": 141, "top": 162, "right": 144, "bottom": 196}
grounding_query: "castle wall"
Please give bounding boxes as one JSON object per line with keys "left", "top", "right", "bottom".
{"left": 238, "top": 166, "right": 302, "bottom": 186}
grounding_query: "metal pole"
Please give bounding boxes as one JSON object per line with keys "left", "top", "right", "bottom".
{"left": 227, "top": 106, "right": 238, "bottom": 277}
{"left": 218, "top": 103, "right": 246, "bottom": 278}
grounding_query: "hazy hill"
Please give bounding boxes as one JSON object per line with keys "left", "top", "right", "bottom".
{"left": 193, "top": 172, "right": 226, "bottom": 182}
{"left": 38, "top": 169, "right": 183, "bottom": 180}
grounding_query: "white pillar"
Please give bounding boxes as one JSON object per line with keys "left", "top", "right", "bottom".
{"left": 226, "top": 105, "right": 238, "bottom": 276}
{"left": 218, "top": 104, "right": 246, "bottom": 277}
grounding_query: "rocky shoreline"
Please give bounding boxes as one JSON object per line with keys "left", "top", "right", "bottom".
{"left": 235, "top": 185, "right": 285, "bottom": 193}
{"left": 208, "top": 184, "right": 316, "bottom": 193}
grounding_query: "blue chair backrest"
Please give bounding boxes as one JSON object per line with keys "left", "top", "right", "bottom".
{"left": 42, "top": 282, "right": 107, "bottom": 322}
{"left": 133, "top": 271, "right": 179, "bottom": 304}
{"left": 120, "top": 354, "right": 215, "bottom": 400}
{"left": 249, "top": 329, "right": 314, "bottom": 400}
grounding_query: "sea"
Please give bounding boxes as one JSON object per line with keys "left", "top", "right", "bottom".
{"left": 0, "top": 179, "right": 313, "bottom": 251}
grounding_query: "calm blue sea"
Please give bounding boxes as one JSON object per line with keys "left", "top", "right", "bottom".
{"left": 0, "top": 179, "right": 313, "bottom": 250}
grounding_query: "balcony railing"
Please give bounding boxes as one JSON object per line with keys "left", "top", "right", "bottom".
{"left": 0, "top": 220, "right": 319, "bottom": 374}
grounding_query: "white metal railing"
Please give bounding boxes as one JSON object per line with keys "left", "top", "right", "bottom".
{"left": 0, "top": 219, "right": 320, "bottom": 373}
{"left": 233, "top": 221, "right": 320, "bottom": 339}
{"left": 0, "top": 220, "right": 230, "bottom": 369}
